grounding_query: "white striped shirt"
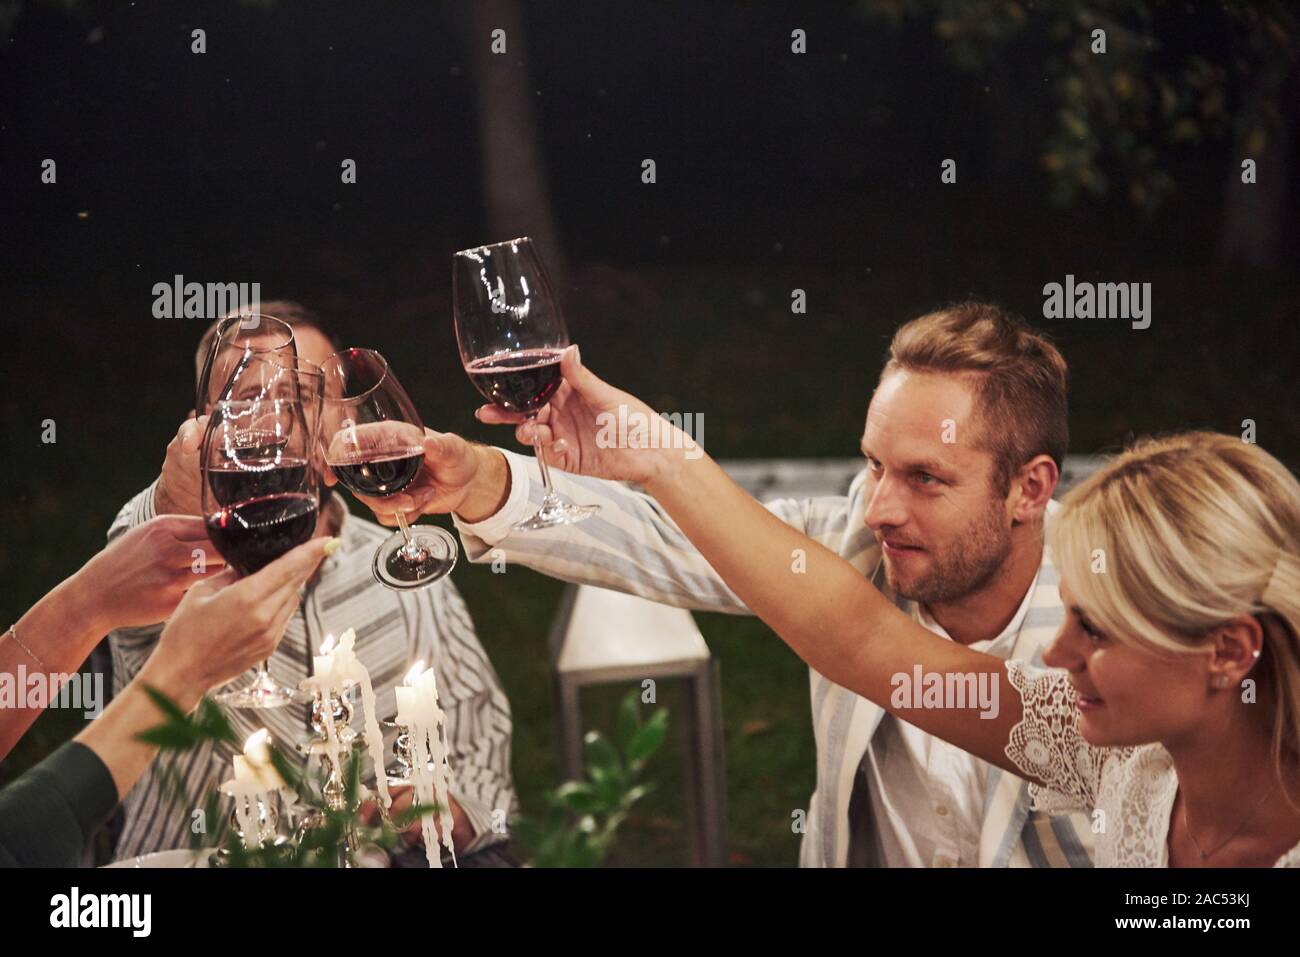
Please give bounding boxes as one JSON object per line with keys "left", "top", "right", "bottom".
{"left": 107, "top": 480, "right": 516, "bottom": 861}
{"left": 455, "top": 450, "right": 1094, "bottom": 867}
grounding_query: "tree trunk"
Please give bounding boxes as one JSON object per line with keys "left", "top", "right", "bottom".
{"left": 464, "top": 0, "right": 567, "bottom": 283}
{"left": 1216, "top": 70, "right": 1295, "bottom": 270}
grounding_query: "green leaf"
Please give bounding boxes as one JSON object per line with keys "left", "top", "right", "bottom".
{"left": 583, "top": 730, "right": 620, "bottom": 773}
{"left": 134, "top": 725, "right": 203, "bottom": 749}
{"left": 141, "top": 684, "right": 190, "bottom": 723}
{"left": 554, "top": 781, "right": 603, "bottom": 815}
{"left": 619, "top": 784, "right": 652, "bottom": 811}
{"left": 615, "top": 690, "right": 640, "bottom": 751}
{"left": 627, "top": 709, "right": 668, "bottom": 764}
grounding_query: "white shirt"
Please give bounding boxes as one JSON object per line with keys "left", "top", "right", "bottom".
{"left": 857, "top": 570, "right": 1040, "bottom": 867}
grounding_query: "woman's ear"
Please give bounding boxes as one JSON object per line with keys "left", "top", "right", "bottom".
{"left": 1206, "top": 615, "right": 1265, "bottom": 690}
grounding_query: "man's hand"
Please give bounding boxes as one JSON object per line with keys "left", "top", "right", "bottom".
{"left": 475, "top": 344, "right": 677, "bottom": 487}
{"left": 153, "top": 414, "right": 209, "bottom": 517}
{"left": 343, "top": 430, "right": 513, "bottom": 527}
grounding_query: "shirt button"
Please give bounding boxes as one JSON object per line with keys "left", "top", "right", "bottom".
{"left": 935, "top": 856, "right": 955, "bottom": 868}
{"left": 935, "top": 804, "right": 949, "bottom": 817}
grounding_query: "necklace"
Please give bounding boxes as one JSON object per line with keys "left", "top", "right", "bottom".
{"left": 1181, "top": 780, "right": 1279, "bottom": 862}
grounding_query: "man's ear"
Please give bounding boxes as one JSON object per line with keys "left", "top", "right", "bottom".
{"left": 1010, "top": 454, "right": 1059, "bottom": 524}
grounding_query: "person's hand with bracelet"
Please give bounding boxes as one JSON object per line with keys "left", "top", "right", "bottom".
{"left": 0, "top": 535, "right": 337, "bottom": 867}
{"left": 0, "top": 514, "right": 226, "bottom": 759}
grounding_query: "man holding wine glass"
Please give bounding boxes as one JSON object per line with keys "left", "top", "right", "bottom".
{"left": 367, "top": 299, "right": 1099, "bottom": 869}
{"left": 103, "top": 301, "right": 519, "bottom": 866}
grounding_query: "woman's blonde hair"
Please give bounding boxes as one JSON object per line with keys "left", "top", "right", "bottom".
{"left": 1050, "top": 432, "right": 1300, "bottom": 792}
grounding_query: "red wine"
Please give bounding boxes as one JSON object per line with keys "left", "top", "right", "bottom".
{"left": 329, "top": 452, "right": 423, "bottom": 498}
{"left": 465, "top": 348, "right": 563, "bottom": 413}
{"left": 206, "top": 493, "right": 319, "bottom": 575}
{"left": 209, "top": 458, "right": 309, "bottom": 507}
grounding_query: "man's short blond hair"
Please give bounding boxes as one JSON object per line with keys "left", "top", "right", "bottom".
{"left": 885, "top": 302, "right": 1070, "bottom": 494}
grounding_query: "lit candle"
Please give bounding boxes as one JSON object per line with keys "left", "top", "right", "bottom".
{"left": 312, "top": 632, "right": 339, "bottom": 683}
{"left": 394, "top": 662, "right": 458, "bottom": 869}
{"left": 300, "top": 629, "right": 393, "bottom": 812}
{"left": 220, "top": 729, "right": 284, "bottom": 848}
{"left": 235, "top": 728, "right": 285, "bottom": 791}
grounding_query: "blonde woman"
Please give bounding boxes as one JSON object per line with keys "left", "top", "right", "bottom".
{"left": 472, "top": 347, "right": 1300, "bottom": 867}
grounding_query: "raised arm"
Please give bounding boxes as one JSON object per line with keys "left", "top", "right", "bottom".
{"left": 346, "top": 430, "right": 862, "bottom": 615}
{"left": 0, "top": 536, "right": 334, "bottom": 866}
{"left": 477, "top": 347, "right": 1043, "bottom": 783}
{"left": 1, "top": 515, "right": 225, "bottom": 759}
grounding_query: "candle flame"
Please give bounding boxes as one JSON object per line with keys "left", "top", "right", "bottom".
{"left": 243, "top": 728, "right": 270, "bottom": 754}
{"left": 403, "top": 660, "right": 426, "bottom": 686}
{"left": 320, "top": 633, "right": 337, "bottom": 655}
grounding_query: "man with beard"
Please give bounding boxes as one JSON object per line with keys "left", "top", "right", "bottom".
{"left": 360, "top": 302, "right": 1093, "bottom": 867}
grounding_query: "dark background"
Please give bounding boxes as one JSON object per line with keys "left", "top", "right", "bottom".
{"left": 1, "top": 0, "right": 1297, "bottom": 865}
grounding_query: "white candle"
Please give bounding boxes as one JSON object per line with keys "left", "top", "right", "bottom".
{"left": 313, "top": 632, "right": 339, "bottom": 683}
{"left": 220, "top": 729, "right": 284, "bottom": 848}
{"left": 394, "top": 662, "right": 458, "bottom": 868}
{"left": 322, "top": 629, "right": 392, "bottom": 811}
{"left": 239, "top": 729, "right": 285, "bottom": 791}
{"left": 300, "top": 629, "right": 394, "bottom": 815}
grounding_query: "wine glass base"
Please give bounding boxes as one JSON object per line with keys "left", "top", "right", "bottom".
{"left": 512, "top": 499, "right": 601, "bottom": 532}
{"left": 214, "top": 674, "right": 306, "bottom": 710}
{"left": 373, "top": 526, "right": 458, "bottom": 590}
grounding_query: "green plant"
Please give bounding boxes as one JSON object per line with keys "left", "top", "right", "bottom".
{"left": 514, "top": 690, "right": 669, "bottom": 868}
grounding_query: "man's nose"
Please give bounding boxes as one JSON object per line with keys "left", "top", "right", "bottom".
{"left": 863, "top": 474, "right": 908, "bottom": 532}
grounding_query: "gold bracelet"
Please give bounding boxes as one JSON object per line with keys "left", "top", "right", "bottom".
{"left": 2, "top": 624, "right": 45, "bottom": 669}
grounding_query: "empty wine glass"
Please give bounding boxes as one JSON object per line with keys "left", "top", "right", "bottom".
{"left": 196, "top": 313, "right": 297, "bottom": 415}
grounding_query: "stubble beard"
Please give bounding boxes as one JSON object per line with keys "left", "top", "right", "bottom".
{"left": 883, "top": 498, "right": 1013, "bottom": 606}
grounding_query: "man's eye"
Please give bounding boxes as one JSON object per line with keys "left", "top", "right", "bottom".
{"left": 915, "top": 472, "right": 938, "bottom": 485}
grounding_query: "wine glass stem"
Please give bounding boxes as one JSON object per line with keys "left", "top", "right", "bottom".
{"left": 394, "top": 509, "right": 415, "bottom": 547}
{"left": 530, "top": 413, "right": 558, "bottom": 499}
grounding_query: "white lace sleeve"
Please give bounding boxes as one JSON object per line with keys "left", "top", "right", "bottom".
{"left": 1003, "top": 659, "right": 1112, "bottom": 814}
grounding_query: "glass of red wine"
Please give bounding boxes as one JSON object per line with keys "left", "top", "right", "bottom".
{"left": 319, "top": 347, "right": 458, "bottom": 590}
{"left": 201, "top": 393, "right": 320, "bottom": 709}
{"left": 196, "top": 313, "right": 297, "bottom": 415}
{"left": 453, "top": 236, "right": 600, "bottom": 531}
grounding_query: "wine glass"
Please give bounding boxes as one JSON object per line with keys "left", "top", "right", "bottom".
{"left": 225, "top": 353, "right": 325, "bottom": 458}
{"left": 201, "top": 394, "right": 321, "bottom": 709}
{"left": 452, "top": 236, "right": 600, "bottom": 530}
{"left": 196, "top": 313, "right": 297, "bottom": 415}
{"left": 319, "top": 348, "right": 458, "bottom": 590}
